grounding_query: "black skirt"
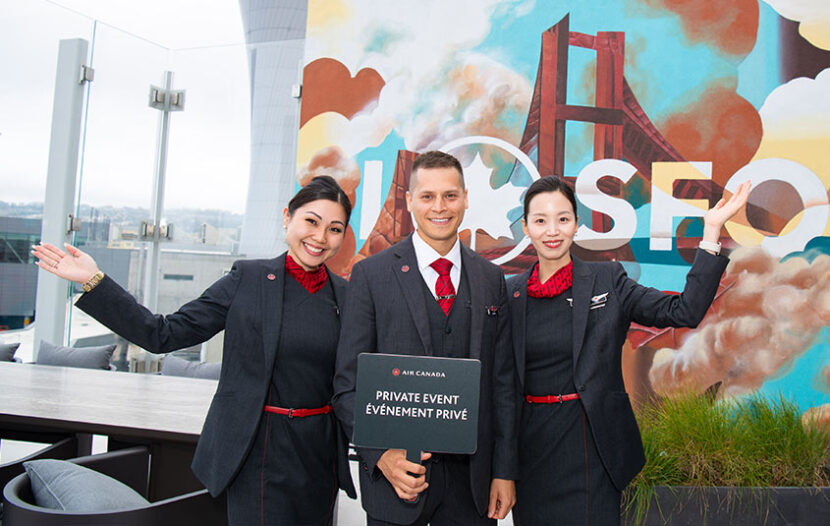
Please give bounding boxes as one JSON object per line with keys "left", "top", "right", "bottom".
{"left": 226, "top": 276, "right": 341, "bottom": 525}
{"left": 514, "top": 293, "right": 620, "bottom": 526}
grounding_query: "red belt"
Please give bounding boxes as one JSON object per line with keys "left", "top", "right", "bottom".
{"left": 525, "top": 393, "right": 581, "bottom": 404}
{"left": 263, "top": 404, "right": 333, "bottom": 418}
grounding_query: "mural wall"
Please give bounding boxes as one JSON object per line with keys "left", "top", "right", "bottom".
{"left": 297, "top": 0, "right": 830, "bottom": 417}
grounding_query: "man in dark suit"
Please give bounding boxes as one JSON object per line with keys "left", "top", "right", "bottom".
{"left": 333, "top": 151, "right": 518, "bottom": 525}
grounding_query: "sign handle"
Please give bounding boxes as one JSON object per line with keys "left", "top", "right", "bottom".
{"left": 404, "top": 447, "right": 423, "bottom": 504}
{"left": 405, "top": 448, "right": 421, "bottom": 464}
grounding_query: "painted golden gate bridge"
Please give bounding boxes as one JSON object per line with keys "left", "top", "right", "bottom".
{"left": 351, "top": 14, "right": 712, "bottom": 274}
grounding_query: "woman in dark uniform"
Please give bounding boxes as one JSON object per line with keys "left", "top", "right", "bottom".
{"left": 507, "top": 176, "right": 749, "bottom": 525}
{"left": 33, "top": 175, "right": 357, "bottom": 525}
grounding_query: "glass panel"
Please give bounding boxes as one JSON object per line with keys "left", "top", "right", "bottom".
{"left": 68, "top": 21, "right": 170, "bottom": 371}
{"left": 2, "top": 1, "right": 253, "bottom": 371}
{"left": 149, "top": 43, "right": 251, "bottom": 365}
{"left": 0, "top": 1, "right": 94, "bottom": 359}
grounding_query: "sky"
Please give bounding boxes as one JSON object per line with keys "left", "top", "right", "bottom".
{"left": 0, "top": 0, "right": 251, "bottom": 213}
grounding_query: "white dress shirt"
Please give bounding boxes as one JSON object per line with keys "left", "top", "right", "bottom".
{"left": 411, "top": 231, "right": 462, "bottom": 299}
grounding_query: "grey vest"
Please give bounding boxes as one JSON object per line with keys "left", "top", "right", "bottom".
{"left": 421, "top": 270, "right": 471, "bottom": 359}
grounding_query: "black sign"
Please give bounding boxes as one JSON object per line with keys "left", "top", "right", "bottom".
{"left": 353, "top": 353, "right": 481, "bottom": 463}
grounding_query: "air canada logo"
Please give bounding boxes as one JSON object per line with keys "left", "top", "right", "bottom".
{"left": 398, "top": 369, "right": 447, "bottom": 378}
{"left": 392, "top": 368, "right": 401, "bottom": 376}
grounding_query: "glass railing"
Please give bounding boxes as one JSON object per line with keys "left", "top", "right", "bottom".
{"left": 1, "top": 0, "right": 258, "bottom": 370}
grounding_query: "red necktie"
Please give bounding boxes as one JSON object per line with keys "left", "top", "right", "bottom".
{"left": 430, "top": 258, "right": 455, "bottom": 316}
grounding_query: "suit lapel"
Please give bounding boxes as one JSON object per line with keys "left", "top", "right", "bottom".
{"left": 262, "top": 254, "right": 286, "bottom": 373}
{"left": 328, "top": 269, "right": 345, "bottom": 317}
{"left": 510, "top": 267, "right": 532, "bottom": 390}
{"left": 461, "top": 244, "right": 483, "bottom": 360}
{"left": 571, "top": 256, "right": 595, "bottom": 366}
{"left": 392, "top": 237, "right": 434, "bottom": 356}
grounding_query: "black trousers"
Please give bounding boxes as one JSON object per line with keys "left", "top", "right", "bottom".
{"left": 367, "top": 455, "right": 494, "bottom": 526}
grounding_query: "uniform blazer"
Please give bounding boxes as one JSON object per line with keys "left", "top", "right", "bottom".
{"left": 506, "top": 249, "right": 728, "bottom": 491}
{"left": 75, "top": 254, "right": 356, "bottom": 499}
{"left": 333, "top": 235, "right": 519, "bottom": 523}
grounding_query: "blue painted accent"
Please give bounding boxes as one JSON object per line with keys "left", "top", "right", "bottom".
{"left": 737, "top": 1, "right": 782, "bottom": 109}
{"left": 352, "top": 131, "right": 407, "bottom": 252}
{"left": 782, "top": 237, "right": 830, "bottom": 264}
{"left": 366, "top": 27, "right": 401, "bottom": 55}
{"left": 474, "top": 1, "right": 742, "bottom": 131}
{"left": 757, "top": 328, "right": 830, "bottom": 414}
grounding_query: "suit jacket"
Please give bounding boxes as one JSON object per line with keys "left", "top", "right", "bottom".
{"left": 333, "top": 235, "right": 519, "bottom": 523}
{"left": 506, "top": 249, "right": 728, "bottom": 491}
{"left": 75, "top": 254, "right": 356, "bottom": 499}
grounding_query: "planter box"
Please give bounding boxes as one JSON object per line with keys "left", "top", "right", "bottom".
{"left": 624, "top": 486, "right": 830, "bottom": 525}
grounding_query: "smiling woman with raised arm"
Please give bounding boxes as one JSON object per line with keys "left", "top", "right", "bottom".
{"left": 506, "top": 176, "right": 750, "bottom": 525}
{"left": 33, "top": 175, "right": 356, "bottom": 526}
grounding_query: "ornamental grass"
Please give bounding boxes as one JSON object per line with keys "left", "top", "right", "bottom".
{"left": 623, "top": 391, "right": 830, "bottom": 522}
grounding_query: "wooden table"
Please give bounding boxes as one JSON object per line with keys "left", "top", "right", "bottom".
{"left": 0, "top": 362, "right": 217, "bottom": 500}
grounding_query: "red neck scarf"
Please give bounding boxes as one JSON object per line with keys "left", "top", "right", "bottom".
{"left": 285, "top": 254, "right": 328, "bottom": 294}
{"left": 526, "top": 261, "right": 573, "bottom": 298}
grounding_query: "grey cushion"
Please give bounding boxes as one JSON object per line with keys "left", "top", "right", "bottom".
{"left": 0, "top": 342, "right": 20, "bottom": 361}
{"left": 37, "top": 341, "right": 115, "bottom": 370}
{"left": 161, "top": 355, "right": 221, "bottom": 379}
{"left": 23, "top": 459, "right": 149, "bottom": 512}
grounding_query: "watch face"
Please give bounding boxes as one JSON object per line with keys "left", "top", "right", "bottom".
{"left": 699, "top": 241, "right": 720, "bottom": 255}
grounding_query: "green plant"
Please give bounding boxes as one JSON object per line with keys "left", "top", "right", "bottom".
{"left": 623, "top": 392, "right": 830, "bottom": 523}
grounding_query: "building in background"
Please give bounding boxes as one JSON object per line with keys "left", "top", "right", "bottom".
{"left": 0, "top": 217, "right": 40, "bottom": 330}
{"left": 237, "top": 0, "right": 307, "bottom": 258}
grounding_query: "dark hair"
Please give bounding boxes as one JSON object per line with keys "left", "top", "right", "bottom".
{"left": 522, "top": 176, "right": 577, "bottom": 221}
{"left": 288, "top": 175, "right": 352, "bottom": 224}
{"left": 410, "top": 151, "right": 465, "bottom": 191}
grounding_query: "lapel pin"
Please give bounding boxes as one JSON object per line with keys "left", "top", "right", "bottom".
{"left": 401, "top": 265, "right": 410, "bottom": 273}
{"left": 513, "top": 291, "right": 520, "bottom": 298}
{"left": 591, "top": 292, "right": 609, "bottom": 304}
{"left": 267, "top": 273, "right": 276, "bottom": 281}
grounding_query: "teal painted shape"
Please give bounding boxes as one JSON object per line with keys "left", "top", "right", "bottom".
{"left": 353, "top": 131, "right": 407, "bottom": 252}
{"left": 737, "top": 1, "right": 783, "bottom": 109}
{"left": 756, "top": 328, "right": 830, "bottom": 414}
{"left": 782, "top": 237, "right": 830, "bottom": 264}
{"left": 474, "top": 0, "right": 743, "bottom": 130}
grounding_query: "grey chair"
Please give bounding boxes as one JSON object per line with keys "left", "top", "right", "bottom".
{"left": 2, "top": 446, "right": 227, "bottom": 525}
{"left": 0, "top": 435, "right": 79, "bottom": 494}
{"left": 161, "top": 355, "right": 221, "bottom": 379}
{"left": 34, "top": 341, "right": 116, "bottom": 371}
{"left": 0, "top": 342, "right": 21, "bottom": 363}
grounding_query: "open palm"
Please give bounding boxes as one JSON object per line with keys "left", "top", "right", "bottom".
{"left": 32, "top": 243, "right": 99, "bottom": 284}
{"left": 703, "top": 181, "right": 751, "bottom": 230}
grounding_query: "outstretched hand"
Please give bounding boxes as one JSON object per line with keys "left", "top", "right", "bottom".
{"left": 32, "top": 243, "right": 99, "bottom": 285}
{"left": 703, "top": 181, "right": 751, "bottom": 231}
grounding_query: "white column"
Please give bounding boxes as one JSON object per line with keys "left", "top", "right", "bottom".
{"left": 142, "top": 71, "right": 175, "bottom": 313}
{"left": 34, "top": 38, "right": 90, "bottom": 358}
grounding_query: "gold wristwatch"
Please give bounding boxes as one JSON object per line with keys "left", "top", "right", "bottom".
{"left": 82, "top": 271, "right": 105, "bottom": 292}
